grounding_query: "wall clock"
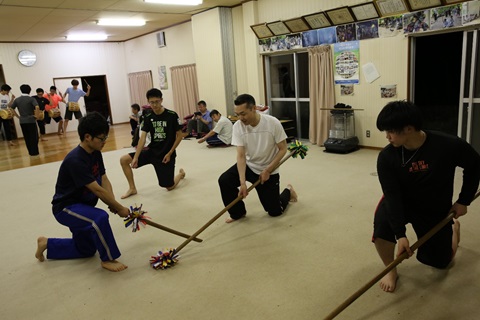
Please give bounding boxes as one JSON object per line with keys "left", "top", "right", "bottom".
{"left": 18, "top": 50, "right": 37, "bottom": 67}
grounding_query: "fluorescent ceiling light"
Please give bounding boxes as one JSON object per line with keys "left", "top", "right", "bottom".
{"left": 97, "top": 19, "right": 146, "bottom": 26}
{"left": 66, "top": 34, "right": 108, "bottom": 41}
{"left": 144, "top": 0, "right": 202, "bottom": 5}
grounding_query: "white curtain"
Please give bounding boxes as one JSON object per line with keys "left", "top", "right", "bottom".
{"left": 308, "top": 45, "right": 335, "bottom": 146}
{"left": 128, "top": 71, "right": 153, "bottom": 107}
{"left": 170, "top": 64, "right": 199, "bottom": 119}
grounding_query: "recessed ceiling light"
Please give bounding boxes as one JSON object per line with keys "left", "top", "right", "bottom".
{"left": 144, "top": 0, "right": 202, "bottom": 5}
{"left": 66, "top": 34, "right": 108, "bottom": 41}
{"left": 97, "top": 19, "right": 146, "bottom": 26}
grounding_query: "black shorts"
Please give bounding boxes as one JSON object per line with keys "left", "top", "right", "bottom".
{"left": 129, "top": 149, "right": 175, "bottom": 188}
{"left": 373, "top": 197, "right": 453, "bottom": 269}
{"left": 65, "top": 110, "right": 83, "bottom": 120}
{"left": 45, "top": 113, "right": 63, "bottom": 124}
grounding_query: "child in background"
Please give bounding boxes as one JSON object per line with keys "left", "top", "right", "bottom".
{"left": 129, "top": 103, "right": 141, "bottom": 135}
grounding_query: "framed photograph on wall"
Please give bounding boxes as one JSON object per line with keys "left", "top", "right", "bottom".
{"left": 303, "top": 12, "right": 332, "bottom": 29}
{"left": 250, "top": 23, "right": 274, "bottom": 39}
{"left": 326, "top": 6, "right": 356, "bottom": 25}
{"left": 267, "top": 21, "right": 291, "bottom": 36}
{"left": 351, "top": 2, "right": 381, "bottom": 21}
{"left": 284, "top": 17, "right": 311, "bottom": 33}
{"left": 406, "top": 0, "right": 442, "bottom": 10}
{"left": 374, "top": 0, "right": 409, "bottom": 16}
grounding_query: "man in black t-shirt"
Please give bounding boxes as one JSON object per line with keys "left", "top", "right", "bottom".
{"left": 32, "top": 88, "right": 51, "bottom": 141}
{"left": 120, "top": 88, "right": 185, "bottom": 199}
{"left": 373, "top": 100, "right": 480, "bottom": 293}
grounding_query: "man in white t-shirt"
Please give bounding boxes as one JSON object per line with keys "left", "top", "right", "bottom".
{"left": 197, "top": 109, "right": 233, "bottom": 147}
{"left": 218, "top": 94, "right": 297, "bottom": 223}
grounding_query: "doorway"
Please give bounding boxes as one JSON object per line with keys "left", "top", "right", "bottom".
{"left": 54, "top": 75, "right": 112, "bottom": 130}
{"left": 411, "top": 30, "right": 480, "bottom": 153}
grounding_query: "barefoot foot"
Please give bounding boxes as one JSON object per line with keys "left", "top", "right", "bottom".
{"left": 9, "top": 141, "right": 16, "bottom": 146}
{"left": 101, "top": 260, "right": 128, "bottom": 272}
{"left": 287, "top": 184, "right": 298, "bottom": 202}
{"left": 121, "top": 189, "right": 137, "bottom": 199}
{"left": 225, "top": 215, "right": 246, "bottom": 223}
{"left": 35, "top": 236, "right": 48, "bottom": 262}
{"left": 179, "top": 168, "right": 186, "bottom": 179}
{"left": 379, "top": 269, "right": 398, "bottom": 292}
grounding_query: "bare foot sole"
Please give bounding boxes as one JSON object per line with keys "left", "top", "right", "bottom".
{"left": 379, "top": 270, "right": 398, "bottom": 292}
{"left": 225, "top": 215, "right": 246, "bottom": 223}
{"left": 121, "top": 189, "right": 137, "bottom": 199}
{"left": 287, "top": 184, "right": 298, "bottom": 202}
{"left": 101, "top": 260, "right": 128, "bottom": 272}
{"left": 35, "top": 236, "right": 48, "bottom": 262}
{"left": 179, "top": 168, "right": 186, "bottom": 179}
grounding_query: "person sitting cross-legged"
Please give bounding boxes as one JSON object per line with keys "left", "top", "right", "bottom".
{"left": 197, "top": 109, "right": 233, "bottom": 148}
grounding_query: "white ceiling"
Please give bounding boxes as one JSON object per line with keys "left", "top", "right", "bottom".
{"left": 0, "top": 0, "right": 245, "bottom": 42}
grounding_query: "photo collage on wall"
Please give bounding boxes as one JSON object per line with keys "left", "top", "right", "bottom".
{"left": 258, "top": 0, "right": 480, "bottom": 53}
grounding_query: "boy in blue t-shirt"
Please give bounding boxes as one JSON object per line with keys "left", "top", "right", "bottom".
{"left": 62, "top": 79, "right": 91, "bottom": 133}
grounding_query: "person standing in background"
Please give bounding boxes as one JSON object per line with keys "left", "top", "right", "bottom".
{"left": 0, "top": 84, "right": 16, "bottom": 146}
{"left": 62, "top": 79, "right": 90, "bottom": 133}
{"left": 32, "top": 88, "right": 51, "bottom": 141}
{"left": 10, "top": 84, "right": 40, "bottom": 156}
{"left": 44, "top": 86, "right": 64, "bottom": 135}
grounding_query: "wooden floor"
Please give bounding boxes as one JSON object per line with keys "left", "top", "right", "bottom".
{"left": 0, "top": 123, "right": 133, "bottom": 172}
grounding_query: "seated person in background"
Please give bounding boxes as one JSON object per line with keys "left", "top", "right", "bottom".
{"left": 186, "top": 100, "right": 212, "bottom": 138}
{"left": 129, "top": 103, "right": 141, "bottom": 135}
{"left": 198, "top": 109, "right": 233, "bottom": 147}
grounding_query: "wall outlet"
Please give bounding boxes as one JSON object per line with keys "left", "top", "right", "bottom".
{"left": 366, "top": 130, "right": 370, "bottom": 138}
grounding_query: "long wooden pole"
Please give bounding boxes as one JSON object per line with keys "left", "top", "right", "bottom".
{"left": 324, "top": 190, "right": 480, "bottom": 320}
{"left": 143, "top": 220, "right": 202, "bottom": 243}
{"left": 174, "top": 150, "right": 296, "bottom": 254}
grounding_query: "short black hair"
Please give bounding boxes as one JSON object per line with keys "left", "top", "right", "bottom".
{"left": 1, "top": 84, "right": 12, "bottom": 91}
{"left": 210, "top": 109, "right": 220, "bottom": 117}
{"left": 376, "top": 100, "right": 423, "bottom": 133}
{"left": 146, "top": 88, "right": 162, "bottom": 100}
{"left": 36, "top": 88, "right": 44, "bottom": 94}
{"left": 78, "top": 111, "right": 109, "bottom": 142}
{"left": 20, "top": 84, "right": 31, "bottom": 94}
{"left": 50, "top": 86, "right": 57, "bottom": 91}
{"left": 131, "top": 103, "right": 140, "bottom": 111}
{"left": 197, "top": 100, "right": 207, "bottom": 107}
{"left": 71, "top": 80, "right": 79, "bottom": 86}
{"left": 234, "top": 94, "right": 256, "bottom": 108}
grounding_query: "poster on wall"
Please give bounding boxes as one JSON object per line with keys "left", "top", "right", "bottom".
{"left": 378, "top": 15, "right": 404, "bottom": 37}
{"left": 380, "top": 84, "right": 397, "bottom": 98}
{"left": 159, "top": 66, "right": 168, "bottom": 90}
{"left": 334, "top": 41, "right": 360, "bottom": 85}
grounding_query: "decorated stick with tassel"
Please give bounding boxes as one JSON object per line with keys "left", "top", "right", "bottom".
{"left": 125, "top": 205, "right": 202, "bottom": 242}
{"left": 150, "top": 140, "right": 308, "bottom": 270}
{"left": 324, "top": 189, "right": 480, "bottom": 320}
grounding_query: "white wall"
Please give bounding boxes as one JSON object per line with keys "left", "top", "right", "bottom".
{"left": 123, "top": 21, "right": 196, "bottom": 111}
{"left": 0, "top": 42, "right": 129, "bottom": 135}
